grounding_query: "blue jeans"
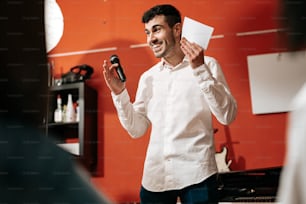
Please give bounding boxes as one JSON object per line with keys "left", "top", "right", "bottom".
{"left": 140, "top": 174, "right": 218, "bottom": 204}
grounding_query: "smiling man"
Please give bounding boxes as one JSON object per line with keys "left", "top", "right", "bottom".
{"left": 103, "top": 4, "right": 237, "bottom": 204}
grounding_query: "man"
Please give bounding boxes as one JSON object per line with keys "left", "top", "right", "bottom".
{"left": 276, "top": 0, "right": 306, "bottom": 203}
{"left": 103, "top": 4, "right": 237, "bottom": 204}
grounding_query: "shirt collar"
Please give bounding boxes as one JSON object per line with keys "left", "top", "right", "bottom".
{"left": 159, "top": 56, "right": 189, "bottom": 71}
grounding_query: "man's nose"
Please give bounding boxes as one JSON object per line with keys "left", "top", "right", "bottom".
{"left": 147, "top": 33, "right": 156, "bottom": 44}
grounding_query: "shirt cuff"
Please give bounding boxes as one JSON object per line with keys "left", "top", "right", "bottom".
{"left": 111, "top": 89, "right": 130, "bottom": 107}
{"left": 192, "top": 64, "right": 213, "bottom": 82}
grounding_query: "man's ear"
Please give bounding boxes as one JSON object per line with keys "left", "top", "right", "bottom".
{"left": 173, "top": 22, "right": 182, "bottom": 38}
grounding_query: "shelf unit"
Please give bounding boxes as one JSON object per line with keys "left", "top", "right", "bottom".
{"left": 47, "top": 82, "right": 97, "bottom": 173}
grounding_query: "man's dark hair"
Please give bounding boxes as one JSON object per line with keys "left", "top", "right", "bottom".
{"left": 280, "top": 0, "right": 306, "bottom": 51}
{"left": 142, "top": 4, "right": 181, "bottom": 27}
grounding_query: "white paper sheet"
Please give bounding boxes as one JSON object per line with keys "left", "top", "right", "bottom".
{"left": 182, "top": 16, "right": 214, "bottom": 50}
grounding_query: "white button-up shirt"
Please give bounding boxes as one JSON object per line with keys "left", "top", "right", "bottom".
{"left": 111, "top": 56, "right": 237, "bottom": 192}
{"left": 277, "top": 83, "right": 306, "bottom": 204}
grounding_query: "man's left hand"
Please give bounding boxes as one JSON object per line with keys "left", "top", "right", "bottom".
{"left": 180, "top": 37, "right": 205, "bottom": 69}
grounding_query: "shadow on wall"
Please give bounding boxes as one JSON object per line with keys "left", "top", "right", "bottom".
{"left": 222, "top": 125, "right": 245, "bottom": 170}
{"left": 76, "top": 39, "right": 155, "bottom": 177}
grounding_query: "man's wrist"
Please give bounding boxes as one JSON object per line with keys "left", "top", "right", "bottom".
{"left": 112, "top": 87, "right": 125, "bottom": 95}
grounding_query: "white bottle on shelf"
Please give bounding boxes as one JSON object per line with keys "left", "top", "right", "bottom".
{"left": 65, "top": 94, "right": 76, "bottom": 122}
{"left": 54, "top": 94, "right": 63, "bottom": 123}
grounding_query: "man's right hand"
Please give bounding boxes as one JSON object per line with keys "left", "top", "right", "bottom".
{"left": 102, "top": 60, "right": 126, "bottom": 95}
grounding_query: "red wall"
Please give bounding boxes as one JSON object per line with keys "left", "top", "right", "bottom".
{"left": 48, "top": 0, "right": 287, "bottom": 202}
